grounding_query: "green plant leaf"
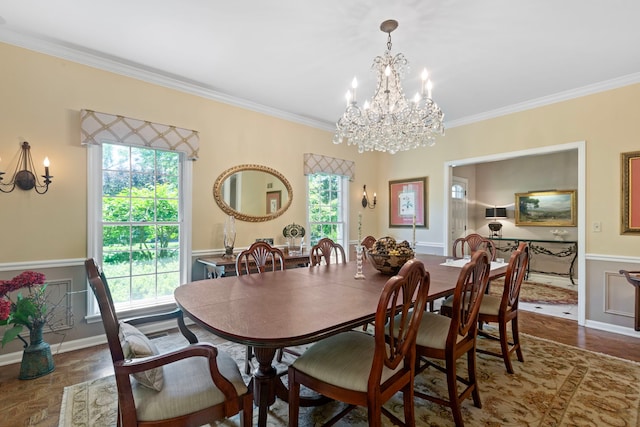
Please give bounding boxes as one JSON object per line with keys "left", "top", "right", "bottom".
{"left": 1, "top": 325, "right": 24, "bottom": 347}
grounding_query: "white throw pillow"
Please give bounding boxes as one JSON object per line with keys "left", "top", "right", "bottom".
{"left": 118, "top": 321, "right": 164, "bottom": 391}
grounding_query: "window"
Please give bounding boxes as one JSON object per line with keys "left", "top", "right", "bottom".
{"left": 307, "top": 173, "right": 348, "bottom": 250}
{"left": 88, "top": 143, "right": 191, "bottom": 315}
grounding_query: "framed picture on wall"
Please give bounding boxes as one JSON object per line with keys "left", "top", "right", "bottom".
{"left": 389, "top": 177, "right": 428, "bottom": 228}
{"left": 266, "top": 190, "right": 281, "bottom": 214}
{"left": 621, "top": 151, "right": 640, "bottom": 234}
{"left": 515, "top": 190, "right": 577, "bottom": 226}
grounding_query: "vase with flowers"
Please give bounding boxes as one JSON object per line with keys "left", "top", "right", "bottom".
{"left": 0, "top": 271, "right": 55, "bottom": 379}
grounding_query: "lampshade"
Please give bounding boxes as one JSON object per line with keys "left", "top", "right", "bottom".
{"left": 485, "top": 207, "right": 507, "bottom": 218}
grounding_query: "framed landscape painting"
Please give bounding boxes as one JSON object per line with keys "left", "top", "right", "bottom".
{"left": 621, "top": 151, "right": 640, "bottom": 234}
{"left": 389, "top": 177, "right": 427, "bottom": 228}
{"left": 515, "top": 190, "right": 577, "bottom": 226}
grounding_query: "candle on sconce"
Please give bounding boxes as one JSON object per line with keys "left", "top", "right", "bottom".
{"left": 43, "top": 157, "right": 50, "bottom": 177}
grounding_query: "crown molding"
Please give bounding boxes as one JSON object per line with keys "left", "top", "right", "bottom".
{"left": 446, "top": 72, "right": 640, "bottom": 129}
{"left": 0, "top": 29, "right": 335, "bottom": 132}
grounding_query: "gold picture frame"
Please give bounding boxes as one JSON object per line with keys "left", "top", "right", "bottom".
{"left": 621, "top": 151, "right": 640, "bottom": 234}
{"left": 515, "top": 190, "right": 577, "bottom": 227}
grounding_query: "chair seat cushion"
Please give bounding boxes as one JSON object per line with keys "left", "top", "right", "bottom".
{"left": 442, "top": 294, "right": 502, "bottom": 316}
{"left": 119, "top": 322, "right": 164, "bottom": 391}
{"left": 133, "top": 347, "right": 248, "bottom": 422}
{"left": 415, "top": 312, "right": 454, "bottom": 350}
{"left": 291, "top": 331, "right": 401, "bottom": 392}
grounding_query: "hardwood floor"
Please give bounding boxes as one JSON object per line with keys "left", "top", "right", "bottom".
{"left": 2, "top": 312, "right": 640, "bottom": 427}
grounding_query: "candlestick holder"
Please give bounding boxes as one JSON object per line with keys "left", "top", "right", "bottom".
{"left": 354, "top": 245, "right": 365, "bottom": 279}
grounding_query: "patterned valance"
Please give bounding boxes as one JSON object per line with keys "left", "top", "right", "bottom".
{"left": 303, "top": 153, "right": 355, "bottom": 181}
{"left": 80, "top": 109, "right": 199, "bottom": 160}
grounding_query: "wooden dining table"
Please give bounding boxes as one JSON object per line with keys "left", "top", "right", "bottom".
{"left": 174, "top": 254, "right": 507, "bottom": 427}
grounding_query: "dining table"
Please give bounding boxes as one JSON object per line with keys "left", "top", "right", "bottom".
{"left": 174, "top": 254, "right": 507, "bottom": 427}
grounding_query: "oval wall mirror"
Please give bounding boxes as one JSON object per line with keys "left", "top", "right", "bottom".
{"left": 213, "top": 164, "right": 293, "bottom": 222}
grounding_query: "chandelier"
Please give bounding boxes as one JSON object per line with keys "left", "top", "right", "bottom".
{"left": 333, "top": 20, "right": 444, "bottom": 154}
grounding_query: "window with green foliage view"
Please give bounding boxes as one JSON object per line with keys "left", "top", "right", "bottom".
{"left": 307, "top": 173, "right": 346, "bottom": 249}
{"left": 100, "top": 143, "right": 182, "bottom": 308}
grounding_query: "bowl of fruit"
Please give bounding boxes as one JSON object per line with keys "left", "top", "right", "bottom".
{"left": 365, "top": 236, "right": 415, "bottom": 275}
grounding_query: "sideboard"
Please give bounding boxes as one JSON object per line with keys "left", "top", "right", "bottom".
{"left": 196, "top": 252, "right": 310, "bottom": 278}
{"left": 489, "top": 237, "right": 578, "bottom": 284}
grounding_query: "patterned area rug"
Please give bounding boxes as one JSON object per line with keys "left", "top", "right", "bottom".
{"left": 489, "top": 278, "right": 578, "bottom": 305}
{"left": 58, "top": 329, "right": 640, "bottom": 426}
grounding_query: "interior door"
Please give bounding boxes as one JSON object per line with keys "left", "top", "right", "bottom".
{"left": 451, "top": 177, "right": 468, "bottom": 247}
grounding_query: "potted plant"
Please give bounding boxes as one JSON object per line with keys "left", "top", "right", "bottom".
{"left": 0, "top": 271, "right": 55, "bottom": 379}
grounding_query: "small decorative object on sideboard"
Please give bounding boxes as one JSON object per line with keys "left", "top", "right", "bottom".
{"left": 366, "top": 236, "right": 414, "bottom": 275}
{"left": 0, "top": 271, "right": 56, "bottom": 379}
{"left": 283, "top": 223, "right": 305, "bottom": 255}
{"left": 223, "top": 215, "right": 236, "bottom": 258}
{"left": 550, "top": 229, "right": 568, "bottom": 241}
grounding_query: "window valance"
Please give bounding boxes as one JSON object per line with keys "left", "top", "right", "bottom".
{"left": 80, "top": 109, "right": 200, "bottom": 160}
{"left": 303, "top": 153, "right": 355, "bottom": 181}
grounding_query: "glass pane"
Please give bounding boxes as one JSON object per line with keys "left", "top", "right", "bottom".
{"left": 131, "top": 274, "right": 156, "bottom": 300}
{"left": 107, "top": 276, "right": 131, "bottom": 304}
{"left": 131, "top": 225, "right": 157, "bottom": 250}
{"left": 103, "top": 226, "right": 131, "bottom": 251}
{"left": 158, "top": 248, "right": 179, "bottom": 272}
{"left": 157, "top": 199, "right": 179, "bottom": 222}
{"left": 131, "top": 197, "right": 155, "bottom": 222}
{"left": 131, "top": 147, "right": 155, "bottom": 173}
{"left": 131, "top": 172, "right": 155, "bottom": 192}
{"left": 103, "top": 144, "right": 130, "bottom": 171}
{"left": 103, "top": 170, "right": 130, "bottom": 197}
{"left": 158, "top": 225, "right": 179, "bottom": 252}
{"left": 157, "top": 175, "right": 179, "bottom": 199}
{"left": 157, "top": 271, "right": 179, "bottom": 298}
{"left": 157, "top": 150, "right": 179, "bottom": 176}
{"left": 103, "top": 197, "right": 131, "bottom": 222}
{"left": 132, "top": 250, "right": 156, "bottom": 275}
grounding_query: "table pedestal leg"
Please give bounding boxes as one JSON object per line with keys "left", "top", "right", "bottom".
{"left": 252, "top": 347, "right": 278, "bottom": 427}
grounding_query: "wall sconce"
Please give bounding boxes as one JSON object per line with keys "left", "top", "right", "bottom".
{"left": 362, "top": 185, "right": 376, "bottom": 209}
{"left": 0, "top": 141, "right": 53, "bottom": 194}
{"left": 485, "top": 206, "right": 507, "bottom": 237}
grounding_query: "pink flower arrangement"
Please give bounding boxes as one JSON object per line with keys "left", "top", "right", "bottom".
{"left": 0, "top": 271, "right": 49, "bottom": 347}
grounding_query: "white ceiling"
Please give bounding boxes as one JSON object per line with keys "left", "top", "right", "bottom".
{"left": 1, "top": 1, "right": 639, "bottom": 131}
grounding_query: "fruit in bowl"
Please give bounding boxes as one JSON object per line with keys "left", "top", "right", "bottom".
{"left": 366, "top": 236, "right": 415, "bottom": 275}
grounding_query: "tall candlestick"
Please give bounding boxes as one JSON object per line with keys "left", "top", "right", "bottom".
{"left": 412, "top": 214, "right": 416, "bottom": 249}
{"left": 358, "top": 212, "right": 362, "bottom": 243}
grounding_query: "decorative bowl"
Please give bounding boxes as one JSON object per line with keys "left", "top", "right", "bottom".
{"left": 366, "top": 251, "right": 414, "bottom": 275}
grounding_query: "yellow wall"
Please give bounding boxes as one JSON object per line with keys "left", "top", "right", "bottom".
{"left": 0, "top": 42, "right": 380, "bottom": 263}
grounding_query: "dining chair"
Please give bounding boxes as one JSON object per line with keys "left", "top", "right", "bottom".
{"left": 361, "top": 235, "right": 377, "bottom": 249}
{"left": 288, "top": 259, "right": 431, "bottom": 427}
{"left": 309, "top": 237, "right": 347, "bottom": 266}
{"left": 235, "top": 241, "right": 286, "bottom": 373}
{"left": 84, "top": 258, "right": 253, "bottom": 427}
{"left": 452, "top": 233, "right": 496, "bottom": 261}
{"left": 235, "top": 241, "right": 285, "bottom": 276}
{"left": 412, "top": 250, "right": 491, "bottom": 427}
{"left": 442, "top": 242, "right": 529, "bottom": 373}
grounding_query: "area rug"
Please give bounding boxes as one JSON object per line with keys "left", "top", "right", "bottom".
{"left": 59, "top": 330, "right": 640, "bottom": 427}
{"left": 489, "top": 278, "right": 578, "bottom": 305}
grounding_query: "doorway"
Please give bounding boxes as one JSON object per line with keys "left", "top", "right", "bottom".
{"left": 443, "top": 141, "right": 586, "bottom": 325}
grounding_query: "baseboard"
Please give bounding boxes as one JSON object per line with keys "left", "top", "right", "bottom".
{"left": 584, "top": 319, "right": 640, "bottom": 338}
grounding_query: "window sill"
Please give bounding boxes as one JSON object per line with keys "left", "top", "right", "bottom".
{"left": 85, "top": 301, "right": 180, "bottom": 324}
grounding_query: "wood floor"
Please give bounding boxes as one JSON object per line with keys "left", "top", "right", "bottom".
{"left": 2, "top": 311, "right": 640, "bottom": 427}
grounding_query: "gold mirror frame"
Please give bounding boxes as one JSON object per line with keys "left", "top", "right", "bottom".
{"left": 213, "top": 164, "right": 293, "bottom": 222}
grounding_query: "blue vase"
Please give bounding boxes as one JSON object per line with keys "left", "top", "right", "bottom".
{"left": 19, "top": 325, "right": 55, "bottom": 380}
